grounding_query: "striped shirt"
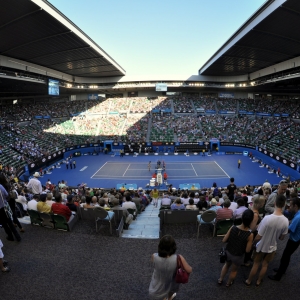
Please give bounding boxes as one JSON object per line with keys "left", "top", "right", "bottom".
{"left": 216, "top": 208, "right": 233, "bottom": 222}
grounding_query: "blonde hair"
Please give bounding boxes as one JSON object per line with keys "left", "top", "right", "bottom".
{"left": 252, "top": 195, "right": 265, "bottom": 210}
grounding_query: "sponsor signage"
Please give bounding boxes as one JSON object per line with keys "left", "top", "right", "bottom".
{"left": 225, "top": 152, "right": 243, "bottom": 155}
{"left": 219, "top": 93, "right": 234, "bottom": 98}
{"left": 239, "top": 111, "right": 254, "bottom": 115}
{"left": 219, "top": 111, "right": 236, "bottom": 114}
{"left": 256, "top": 113, "right": 272, "bottom": 116}
{"left": 220, "top": 142, "right": 256, "bottom": 149}
{"left": 28, "top": 151, "right": 64, "bottom": 171}
{"left": 258, "top": 148, "right": 297, "bottom": 170}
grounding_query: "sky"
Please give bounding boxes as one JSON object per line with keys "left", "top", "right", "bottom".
{"left": 48, "top": 0, "right": 266, "bottom": 78}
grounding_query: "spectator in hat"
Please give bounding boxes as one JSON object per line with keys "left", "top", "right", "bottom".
{"left": 27, "top": 172, "right": 42, "bottom": 195}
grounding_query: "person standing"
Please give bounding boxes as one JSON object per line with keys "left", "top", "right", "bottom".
{"left": 268, "top": 197, "right": 300, "bottom": 281}
{"left": 66, "top": 160, "right": 69, "bottom": 169}
{"left": 69, "top": 160, "right": 73, "bottom": 169}
{"left": 218, "top": 210, "right": 254, "bottom": 287}
{"left": 0, "top": 176, "right": 22, "bottom": 242}
{"left": 73, "top": 159, "right": 76, "bottom": 169}
{"left": 244, "top": 195, "right": 289, "bottom": 287}
{"left": 265, "top": 180, "right": 288, "bottom": 215}
{"left": 27, "top": 172, "right": 42, "bottom": 195}
{"left": 149, "top": 235, "right": 192, "bottom": 300}
{"left": 238, "top": 159, "right": 241, "bottom": 169}
{"left": 150, "top": 188, "right": 159, "bottom": 207}
{"left": 227, "top": 178, "right": 237, "bottom": 201}
{"left": 0, "top": 239, "right": 10, "bottom": 272}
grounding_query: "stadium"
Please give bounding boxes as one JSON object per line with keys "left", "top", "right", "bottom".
{"left": 0, "top": 0, "right": 300, "bottom": 299}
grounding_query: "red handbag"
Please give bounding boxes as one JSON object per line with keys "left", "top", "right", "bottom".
{"left": 175, "top": 255, "right": 189, "bottom": 284}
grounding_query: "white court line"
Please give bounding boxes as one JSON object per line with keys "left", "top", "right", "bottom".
{"left": 191, "top": 163, "right": 198, "bottom": 176}
{"left": 126, "top": 168, "right": 194, "bottom": 171}
{"left": 123, "top": 164, "right": 131, "bottom": 177}
{"left": 105, "top": 161, "right": 216, "bottom": 164}
{"left": 80, "top": 166, "right": 87, "bottom": 171}
{"left": 90, "top": 162, "right": 107, "bottom": 178}
{"left": 214, "top": 161, "right": 230, "bottom": 178}
{"left": 92, "top": 174, "right": 228, "bottom": 178}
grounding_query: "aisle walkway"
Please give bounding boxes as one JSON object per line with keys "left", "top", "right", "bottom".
{"left": 121, "top": 200, "right": 161, "bottom": 239}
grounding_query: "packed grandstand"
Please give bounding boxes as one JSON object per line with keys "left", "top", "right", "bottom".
{"left": 1, "top": 1, "right": 300, "bottom": 299}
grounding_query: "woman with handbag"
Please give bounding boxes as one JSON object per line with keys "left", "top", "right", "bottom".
{"left": 149, "top": 235, "right": 192, "bottom": 300}
{"left": 218, "top": 209, "right": 254, "bottom": 287}
{"left": 0, "top": 175, "right": 22, "bottom": 242}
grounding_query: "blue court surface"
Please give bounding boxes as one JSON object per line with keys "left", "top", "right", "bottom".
{"left": 40, "top": 153, "right": 297, "bottom": 189}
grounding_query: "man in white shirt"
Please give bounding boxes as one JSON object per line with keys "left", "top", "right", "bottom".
{"left": 228, "top": 200, "right": 238, "bottom": 212}
{"left": 27, "top": 195, "right": 39, "bottom": 211}
{"left": 244, "top": 194, "right": 289, "bottom": 287}
{"left": 27, "top": 172, "right": 42, "bottom": 195}
{"left": 122, "top": 195, "right": 137, "bottom": 210}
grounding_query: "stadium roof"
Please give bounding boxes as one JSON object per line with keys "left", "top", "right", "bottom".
{"left": 199, "top": 0, "right": 300, "bottom": 77}
{"left": 0, "top": 0, "right": 125, "bottom": 78}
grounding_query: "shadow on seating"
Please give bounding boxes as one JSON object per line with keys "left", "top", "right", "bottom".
{"left": 197, "top": 210, "right": 217, "bottom": 238}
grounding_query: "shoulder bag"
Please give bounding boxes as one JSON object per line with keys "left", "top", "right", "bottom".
{"left": 219, "top": 247, "right": 227, "bottom": 263}
{"left": 175, "top": 255, "right": 189, "bottom": 284}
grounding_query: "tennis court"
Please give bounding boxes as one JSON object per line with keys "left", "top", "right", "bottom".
{"left": 91, "top": 161, "right": 229, "bottom": 179}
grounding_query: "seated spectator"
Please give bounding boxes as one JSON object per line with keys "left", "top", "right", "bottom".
{"left": 110, "top": 198, "right": 133, "bottom": 228}
{"left": 91, "top": 196, "right": 100, "bottom": 207}
{"left": 99, "top": 198, "right": 110, "bottom": 210}
{"left": 161, "top": 194, "right": 172, "bottom": 206}
{"left": 139, "top": 192, "right": 149, "bottom": 207}
{"left": 17, "top": 190, "right": 28, "bottom": 211}
{"left": 186, "top": 199, "right": 198, "bottom": 210}
{"left": 52, "top": 193, "right": 73, "bottom": 222}
{"left": 66, "top": 195, "right": 78, "bottom": 212}
{"left": 131, "top": 192, "right": 143, "bottom": 212}
{"left": 122, "top": 195, "right": 137, "bottom": 210}
{"left": 181, "top": 192, "right": 190, "bottom": 205}
{"left": 233, "top": 198, "right": 248, "bottom": 219}
{"left": 27, "top": 195, "right": 40, "bottom": 210}
{"left": 228, "top": 197, "right": 238, "bottom": 211}
{"left": 216, "top": 199, "right": 233, "bottom": 222}
{"left": 193, "top": 192, "right": 200, "bottom": 204}
{"left": 46, "top": 193, "right": 55, "bottom": 207}
{"left": 196, "top": 195, "right": 208, "bottom": 211}
{"left": 82, "top": 197, "right": 93, "bottom": 208}
{"left": 37, "top": 194, "right": 51, "bottom": 213}
{"left": 171, "top": 198, "right": 185, "bottom": 210}
{"left": 209, "top": 198, "right": 221, "bottom": 212}
{"left": 200, "top": 198, "right": 220, "bottom": 224}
